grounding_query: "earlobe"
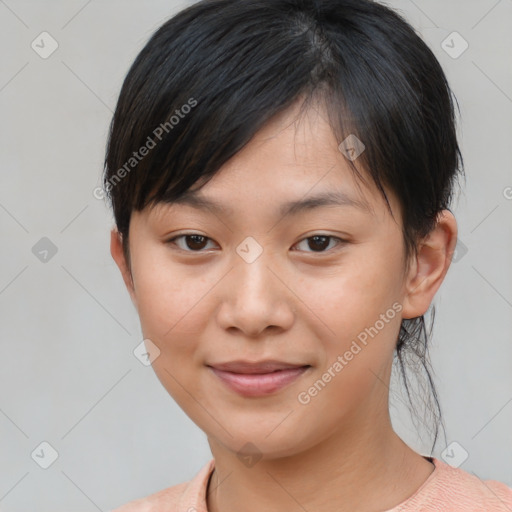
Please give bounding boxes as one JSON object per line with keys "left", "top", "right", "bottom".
{"left": 401, "top": 210, "right": 458, "bottom": 320}
{"left": 110, "top": 228, "right": 137, "bottom": 308}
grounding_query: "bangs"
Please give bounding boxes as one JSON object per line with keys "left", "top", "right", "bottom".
{"left": 104, "top": 0, "right": 462, "bottom": 261}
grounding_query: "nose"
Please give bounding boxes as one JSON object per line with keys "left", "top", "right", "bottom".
{"left": 215, "top": 251, "right": 295, "bottom": 338}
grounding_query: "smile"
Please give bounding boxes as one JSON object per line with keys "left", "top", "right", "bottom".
{"left": 208, "top": 365, "right": 311, "bottom": 397}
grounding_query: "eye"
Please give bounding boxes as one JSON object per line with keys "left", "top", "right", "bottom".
{"left": 166, "top": 233, "right": 217, "bottom": 252}
{"left": 293, "top": 234, "right": 345, "bottom": 253}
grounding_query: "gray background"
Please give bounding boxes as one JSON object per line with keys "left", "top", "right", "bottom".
{"left": 0, "top": 0, "right": 511, "bottom": 510}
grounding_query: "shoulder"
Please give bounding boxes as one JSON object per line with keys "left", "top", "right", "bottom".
{"left": 110, "top": 482, "right": 189, "bottom": 512}
{"left": 109, "top": 459, "right": 215, "bottom": 512}
{"left": 403, "top": 457, "right": 512, "bottom": 511}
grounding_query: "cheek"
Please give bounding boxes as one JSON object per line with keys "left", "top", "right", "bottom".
{"left": 299, "top": 251, "right": 402, "bottom": 338}
{"left": 292, "top": 246, "right": 404, "bottom": 405}
{"left": 130, "top": 246, "right": 212, "bottom": 354}
{"left": 294, "top": 264, "right": 402, "bottom": 422}
{"left": 130, "top": 251, "right": 216, "bottom": 410}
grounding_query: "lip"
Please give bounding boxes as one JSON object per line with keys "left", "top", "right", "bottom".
{"left": 209, "top": 360, "right": 309, "bottom": 374}
{"left": 207, "top": 360, "right": 311, "bottom": 397}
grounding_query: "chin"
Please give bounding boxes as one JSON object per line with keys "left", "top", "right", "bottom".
{"left": 207, "top": 419, "right": 314, "bottom": 461}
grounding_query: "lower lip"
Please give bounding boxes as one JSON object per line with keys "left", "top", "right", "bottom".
{"left": 209, "top": 366, "right": 310, "bottom": 397}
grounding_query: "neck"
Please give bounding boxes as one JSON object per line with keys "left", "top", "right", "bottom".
{"left": 206, "top": 411, "right": 434, "bottom": 512}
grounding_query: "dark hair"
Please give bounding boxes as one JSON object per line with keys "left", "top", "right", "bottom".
{"left": 103, "top": 0, "right": 464, "bottom": 454}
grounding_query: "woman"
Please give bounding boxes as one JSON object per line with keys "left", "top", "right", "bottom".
{"left": 104, "top": 0, "right": 512, "bottom": 509}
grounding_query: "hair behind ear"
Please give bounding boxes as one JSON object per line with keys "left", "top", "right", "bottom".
{"left": 395, "top": 309, "right": 447, "bottom": 455}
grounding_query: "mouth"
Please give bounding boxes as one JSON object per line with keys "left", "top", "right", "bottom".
{"left": 207, "top": 360, "right": 311, "bottom": 397}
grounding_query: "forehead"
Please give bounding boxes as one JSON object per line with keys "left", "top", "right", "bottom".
{"left": 147, "top": 100, "right": 399, "bottom": 224}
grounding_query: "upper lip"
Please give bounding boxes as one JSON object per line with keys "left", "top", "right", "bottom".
{"left": 208, "top": 360, "right": 310, "bottom": 374}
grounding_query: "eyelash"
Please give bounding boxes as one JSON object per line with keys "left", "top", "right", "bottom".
{"left": 165, "top": 233, "right": 346, "bottom": 254}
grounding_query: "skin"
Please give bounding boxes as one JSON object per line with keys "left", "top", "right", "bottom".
{"left": 111, "top": 99, "right": 458, "bottom": 512}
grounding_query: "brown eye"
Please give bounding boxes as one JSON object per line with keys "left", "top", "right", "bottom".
{"left": 167, "top": 234, "right": 215, "bottom": 252}
{"left": 185, "top": 235, "right": 208, "bottom": 250}
{"left": 294, "top": 235, "right": 344, "bottom": 253}
{"left": 307, "top": 236, "right": 330, "bottom": 252}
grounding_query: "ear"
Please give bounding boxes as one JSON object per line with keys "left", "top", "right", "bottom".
{"left": 401, "top": 210, "right": 458, "bottom": 320}
{"left": 110, "top": 228, "right": 137, "bottom": 309}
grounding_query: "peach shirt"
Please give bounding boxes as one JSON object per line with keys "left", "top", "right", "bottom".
{"left": 112, "top": 456, "right": 512, "bottom": 511}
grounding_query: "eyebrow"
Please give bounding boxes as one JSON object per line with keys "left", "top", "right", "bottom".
{"left": 166, "top": 189, "right": 372, "bottom": 217}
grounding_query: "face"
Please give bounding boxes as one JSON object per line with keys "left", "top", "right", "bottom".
{"left": 113, "top": 101, "right": 421, "bottom": 460}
